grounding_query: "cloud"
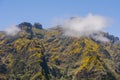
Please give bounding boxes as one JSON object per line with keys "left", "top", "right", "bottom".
{"left": 91, "top": 33, "right": 110, "bottom": 42}
{"left": 5, "top": 25, "right": 21, "bottom": 36}
{"left": 56, "top": 13, "right": 110, "bottom": 42}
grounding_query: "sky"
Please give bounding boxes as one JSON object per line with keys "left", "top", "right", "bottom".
{"left": 0, "top": 0, "right": 120, "bottom": 37}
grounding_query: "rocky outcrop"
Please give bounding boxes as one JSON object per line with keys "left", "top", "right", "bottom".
{"left": 33, "top": 22, "right": 43, "bottom": 29}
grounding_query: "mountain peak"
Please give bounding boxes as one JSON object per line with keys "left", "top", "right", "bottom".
{"left": 18, "top": 22, "right": 43, "bottom": 31}
{"left": 0, "top": 23, "right": 120, "bottom": 80}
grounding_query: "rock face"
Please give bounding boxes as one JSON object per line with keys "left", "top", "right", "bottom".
{"left": 0, "top": 22, "right": 120, "bottom": 80}
{"left": 18, "top": 22, "right": 32, "bottom": 31}
{"left": 105, "top": 33, "right": 119, "bottom": 43}
{"left": 18, "top": 22, "right": 43, "bottom": 30}
{"left": 33, "top": 22, "right": 43, "bottom": 29}
{"left": 18, "top": 22, "right": 33, "bottom": 39}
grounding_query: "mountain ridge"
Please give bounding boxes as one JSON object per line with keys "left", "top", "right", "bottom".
{"left": 0, "top": 22, "right": 120, "bottom": 80}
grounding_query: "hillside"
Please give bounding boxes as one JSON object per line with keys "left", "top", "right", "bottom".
{"left": 0, "top": 22, "right": 120, "bottom": 80}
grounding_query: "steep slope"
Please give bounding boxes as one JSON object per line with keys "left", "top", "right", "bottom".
{"left": 0, "top": 22, "right": 120, "bottom": 80}
{"left": 0, "top": 23, "right": 51, "bottom": 80}
{"left": 44, "top": 27, "right": 120, "bottom": 80}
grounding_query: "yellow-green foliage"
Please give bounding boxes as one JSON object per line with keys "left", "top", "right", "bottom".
{"left": 14, "top": 38, "right": 44, "bottom": 53}
{"left": 0, "top": 38, "right": 7, "bottom": 45}
{"left": 82, "top": 38, "right": 99, "bottom": 56}
{"left": 77, "top": 55, "right": 104, "bottom": 72}
{"left": 32, "top": 28, "right": 45, "bottom": 36}
{"left": 0, "top": 37, "right": 51, "bottom": 80}
{"left": 14, "top": 38, "right": 30, "bottom": 52}
{"left": 0, "top": 33, "right": 5, "bottom": 38}
{"left": 0, "top": 26, "right": 119, "bottom": 80}
{"left": 77, "top": 56, "right": 91, "bottom": 71}
{"left": 50, "top": 54, "right": 59, "bottom": 63}
{"left": 46, "top": 29, "right": 60, "bottom": 38}
{"left": 29, "top": 53, "right": 42, "bottom": 59}
{"left": 30, "top": 72, "right": 45, "bottom": 80}
{"left": 5, "top": 54, "right": 14, "bottom": 68}
{"left": 67, "top": 40, "right": 82, "bottom": 54}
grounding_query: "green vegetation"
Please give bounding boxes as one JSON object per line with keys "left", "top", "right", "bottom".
{"left": 0, "top": 22, "right": 120, "bottom": 80}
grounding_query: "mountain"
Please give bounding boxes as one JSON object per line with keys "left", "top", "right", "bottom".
{"left": 0, "top": 22, "right": 120, "bottom": 80}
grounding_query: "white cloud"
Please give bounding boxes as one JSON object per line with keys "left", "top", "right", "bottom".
{"left": 5, "top": 25, "right": 21, "bottom": 36}
{"left": 91, "top": 33, "right": 110, "bottom": 42}
{"left": 56, "top": 13, "right": 110, "bottom": 42}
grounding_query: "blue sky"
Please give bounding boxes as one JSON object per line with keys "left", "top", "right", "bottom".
{"left": 0, "top": 0, "right": 120, "bottom": 37}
